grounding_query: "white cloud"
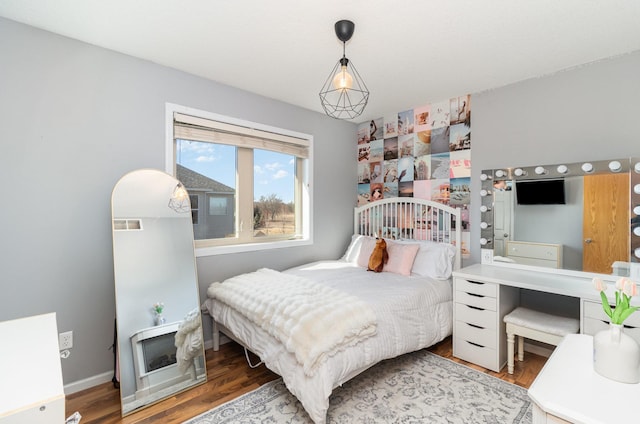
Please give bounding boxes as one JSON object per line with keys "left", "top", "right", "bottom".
{"left": 264, "top": 162, "right": 282, "bottom": 171}
{"left": 273, "top": 170, "right": 288, "bottom": 179}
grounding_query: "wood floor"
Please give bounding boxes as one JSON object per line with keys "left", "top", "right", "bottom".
{"left": 65, "top": 337, "right": 547, "bottom": 423}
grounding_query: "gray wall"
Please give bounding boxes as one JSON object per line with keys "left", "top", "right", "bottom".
{"left": 0, "top": 18, "right": 356, "bottom": 387}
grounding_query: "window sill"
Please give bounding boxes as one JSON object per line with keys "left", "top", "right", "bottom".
{"left": 195, "top": 237, "right": 312, "bottom": 257}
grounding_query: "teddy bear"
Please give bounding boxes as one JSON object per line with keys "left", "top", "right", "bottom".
{"left": 367, "top": 238, "right": 388, "bottom": 273}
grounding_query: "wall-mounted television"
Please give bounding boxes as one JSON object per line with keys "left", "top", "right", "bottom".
{"left": 515, "top": 179, "right": 566, "bottom": 205}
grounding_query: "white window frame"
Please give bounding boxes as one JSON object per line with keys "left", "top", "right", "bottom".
{"left": 165, "top": 103, "right": 313, "bottom": 257}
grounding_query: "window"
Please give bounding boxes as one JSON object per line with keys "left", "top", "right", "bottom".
{"left": 208, "top": 196, "right": 228, "bottom": 216}
{"left": 189, "top": 194, "right": 199, "bottom": 224}
{"left": 167, "top": 104, "right": 312, "bottom": 256}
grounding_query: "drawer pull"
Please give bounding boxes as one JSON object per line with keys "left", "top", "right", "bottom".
{"left": 467, "top": 281, "right": 485, "bottom": 285}
{"left": 466, "top": 305, "right": 485, "bottom": 311}
{"left": 465, "top": 292, "right": 485, "bottom": 298}
{"left": 466, "top": 340, "right": 485, "bottom": 348}
{"left": 600, "top": 319, "right": 636, "bottom": 329}
{"left": 466, "top": 323, "right": 485, "bottom": 330}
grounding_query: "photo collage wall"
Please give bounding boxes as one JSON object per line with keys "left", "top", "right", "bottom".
{"left": 356, "top": 94, "right": 471, "bottom": 257}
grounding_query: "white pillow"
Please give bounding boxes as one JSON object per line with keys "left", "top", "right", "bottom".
{"left": 398, "top": 240, "right": 456, "bottom": 279}
{"left": 356, "top": 236, "right": 380, "bottom": 268}
{"left": 341, "top": 234, "right": 365, "bottom": 263}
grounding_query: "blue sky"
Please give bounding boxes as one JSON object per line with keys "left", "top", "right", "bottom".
{"left": 176, "top": 140, "right": 295, "bottom": 203}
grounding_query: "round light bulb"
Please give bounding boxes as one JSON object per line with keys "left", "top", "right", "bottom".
{"left": 514, "top": 168, "right": 525, "bottom": 177}
{"left": 480, "top": 238, "right": 488, "bottom": 246}
{"left": 635, "top": 162, "right": 640, "bottom": 174}
{"left": 534, "top": 166, "right": 547, "bottom": 175}
{"left": 480, "top": 222, "right": 491, "bottom": 229}
{"left": 480, "top": 173, "right": 488, "bottom": 181}
{"left": 581, "top": 162, "right": 594, "bottom": 173}
{"left": 608, "top": 160, "right": 622, "bottom": 172}
{"left": 495, "top": 170, "right": 505, "bottom": 178}
{"left": 480, "top": 189, "right": 490, "bottom": 197}
{"left": 636, "top": 247, "right": 640, "bottom": 259}
{"left": 480, "top": 205, "right": 490, "bottom": 213}
{"left": 557, "top": 165, "right": 568, "bottom": 174}
{"left": 634, "top": 206, "right": 640, "bottom": 216}
{"left": 332, "top": 66, "right": 353, "bottom": 90}
{"left": 635, "top": 184, "right": 640, "bottom": 195}
{"left": 634, "top": 227, "right": 640, "bottom": 237}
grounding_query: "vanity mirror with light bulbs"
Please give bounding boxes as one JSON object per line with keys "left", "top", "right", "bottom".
{"left": 478, "top": 157, "right": 640, "bottom": 279}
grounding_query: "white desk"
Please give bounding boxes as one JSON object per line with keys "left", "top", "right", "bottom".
{"left": 451, "top": 264, "right": 640, "bottom": 372}
{"left": 529, "top": 334, "right": 640, "bottom": 424}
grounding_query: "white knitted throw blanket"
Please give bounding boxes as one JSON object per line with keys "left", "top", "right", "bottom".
{"left": 208, "top": 268, "right": 377, "bottom": 376}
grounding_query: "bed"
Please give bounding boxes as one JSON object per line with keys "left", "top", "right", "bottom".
{"left": 203, "top": 197, "right": 462, "bottom": 424}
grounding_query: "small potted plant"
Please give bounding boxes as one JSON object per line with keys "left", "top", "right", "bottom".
{"left": 152, "top": 302, "right": 165, "bottom": 326}
{"left": 592, "top": 277, "right": 640, "bottom": 383}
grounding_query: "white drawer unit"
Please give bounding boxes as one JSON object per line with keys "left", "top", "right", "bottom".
{"left": 505, "top": 241, "right": 563, "bottom": 269}
{"left": 453, "top": 277, "right": 519, "bottom": 372}
{"left": 581, "top": 299, "right": 640, "bottom": 345}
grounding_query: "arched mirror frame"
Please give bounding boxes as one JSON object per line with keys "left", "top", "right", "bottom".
{"left": 479, "top": 157, "right": 640, "bottom": 280}
{"left": 111, "top": 169, "right": 206, "bottom": 416}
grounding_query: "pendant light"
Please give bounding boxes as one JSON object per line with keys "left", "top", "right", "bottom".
{"left": 319, "top": 20, "right": 369, "bottom": 120}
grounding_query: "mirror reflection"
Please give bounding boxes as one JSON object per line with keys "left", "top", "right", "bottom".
{"left": 111, "top": 169, "right": 206, "bottom": 416}
{"left": 481, "top": 159, "right": 635, "bottom": 276}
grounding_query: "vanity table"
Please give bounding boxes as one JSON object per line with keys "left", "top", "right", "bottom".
{"left": 452, "top": 264, "right": 640, "bottom": 372}
{"left": 528, "top": 334, "right": 639, "bottom": 424}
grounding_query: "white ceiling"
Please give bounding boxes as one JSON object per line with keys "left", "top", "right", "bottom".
{"left": 2, "top": 0, "right": 640, "bottom": 123}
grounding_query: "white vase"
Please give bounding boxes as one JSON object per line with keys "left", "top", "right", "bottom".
{"left": 154, "top": 313, "right": 166, "bottom": 326}
{"left": 593, "top": 323, "right": 640, "bottom": 384}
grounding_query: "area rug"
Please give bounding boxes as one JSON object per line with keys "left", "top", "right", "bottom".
{"left": 183, "top": 349, "right": 531, "bottom": 424}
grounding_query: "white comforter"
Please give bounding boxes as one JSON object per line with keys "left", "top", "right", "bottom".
{"left": 204, "top": 260, "right": 453, "bottom": 424}
{"left": 207, "top": 268, "right": 377, "bottom": 376}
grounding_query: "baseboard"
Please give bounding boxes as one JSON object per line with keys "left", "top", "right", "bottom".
{"left": 64, "top": 370, "right": 114, "bottom": 395}
{"left": 524, "top": 340, "right": 553, "bottom": 358}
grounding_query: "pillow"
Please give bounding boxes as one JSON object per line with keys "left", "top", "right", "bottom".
{"left": 341, "top": 234, "right": 365, "bottom": 263}
{"left": 356, "top": 236, "right": 379, "bottom": 268}
{"left": 404, "top": 240, "right": 456, "bottom": 279}
{"left": 384, "top": 241, "right": 420, "bottom": 276}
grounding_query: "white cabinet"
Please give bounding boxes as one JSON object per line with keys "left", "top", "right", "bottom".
{"left": 505, "top": 241, "right": 563, "bottom": 269}
{"left": 453, "top": 276, "right": 518, "bottom": 372}
{"left": 0, "top": 313, "right": 65, "bottom": 424}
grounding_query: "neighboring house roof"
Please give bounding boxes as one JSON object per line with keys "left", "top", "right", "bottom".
{"left": 176, "top": 164, "right": 234, "bottom": 194}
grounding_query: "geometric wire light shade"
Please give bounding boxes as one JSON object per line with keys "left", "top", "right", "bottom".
{"left": 167, "top": 182, "right": 191, "bottom": 213}
{"left": 319, "top": 20, "right": 369, "bottom": 120}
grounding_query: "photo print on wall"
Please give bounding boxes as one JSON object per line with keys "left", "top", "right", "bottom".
{"left": 355, "top": 94, "right": 472, "bottom": 257}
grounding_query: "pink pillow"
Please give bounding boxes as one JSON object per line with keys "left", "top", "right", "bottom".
{"left": 384, "top": 241, "right": 420, "bottom": 276}
{"left": 356, "top": 236, "right": 379, "bottom": 268}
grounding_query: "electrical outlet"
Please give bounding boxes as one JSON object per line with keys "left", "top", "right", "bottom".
{"left": 59, "top": 331, "right": 73, "bottom": 350}
{"left": 481, "top": 249, "right": 493, "bottom": 264}
{"left": 631, "top": 263, "right": 640, "bottom": 281}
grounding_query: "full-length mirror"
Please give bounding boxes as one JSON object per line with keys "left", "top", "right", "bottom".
{"left": 112, "top": 169, "right": 206, "bottom": 416}
{"left": 480, "top": 158, "right": 640, "bottom": 277}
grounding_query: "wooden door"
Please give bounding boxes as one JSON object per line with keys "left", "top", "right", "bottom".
{"left": 583, "top": 173, "right": 629, "bottom": 273}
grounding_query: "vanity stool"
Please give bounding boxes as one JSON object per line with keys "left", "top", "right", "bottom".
{"left": 503, "top": 307, "right": 579, "bottom": 374}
